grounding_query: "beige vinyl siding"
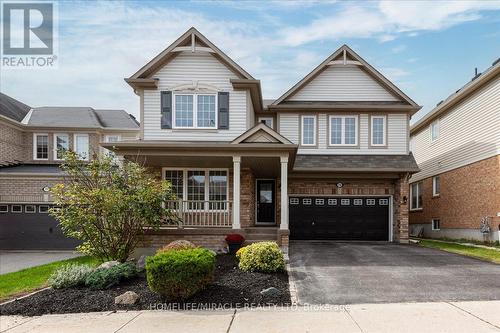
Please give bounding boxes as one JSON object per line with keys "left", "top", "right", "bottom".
{"left": 278, "top": 113, "right": 408, "bottom": 154}
{"left": 288, "top": 65, "right": 400, "bottom": 102}
{"left": 410, "top": 76, "right": 500, "bottom": 182}
{"left": 143, "top": 51, "right": 248, "bottom": 141}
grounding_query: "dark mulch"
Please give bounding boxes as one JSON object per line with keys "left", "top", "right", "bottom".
{"left": 0, "top": 255, "right": 290, "bottom": 316}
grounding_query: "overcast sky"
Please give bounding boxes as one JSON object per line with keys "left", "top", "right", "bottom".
{"left": 2, "top": 0, "right": 500, "bottom": 123}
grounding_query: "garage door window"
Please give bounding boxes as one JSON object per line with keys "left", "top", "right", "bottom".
{"left": 11, "top": 205, "right": 22, "bottom": 213}
{"left": 39, "top": 205, "right": 49, "bottom": 213}
{"left": 354, "top": 199, "right": 363, "bottom": 205}
{"left": 315, "top": 199, "right": 325, "bottom": 205}
{"left": 328, "top": 199, "right": 337, "bottom": 205}
{"left": 25, "top": 205, "right": 36, "bottom": 213}
{"left": 379, "top": 199, "right": 389, "bottom": 206}
{"left": 366, "top": 199, "right": 376, "bottom": 205}
{"left": 0, "top": 205, "right": 7, "bottom": 213}
{"left": 290, "top": 198, "right": 299, "bottom": 205}
{"left": 303, "top": 198, "right": 312, "bottom": 205}
{"left": 341, "top": 199, "right": 350, "bottom": 205}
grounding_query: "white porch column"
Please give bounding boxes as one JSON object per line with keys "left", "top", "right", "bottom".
{"left": 232, "top": 156, "right": 241, "bottom": 229}
{"left": 280, "top": 155, "right": 289, "bottom": 230}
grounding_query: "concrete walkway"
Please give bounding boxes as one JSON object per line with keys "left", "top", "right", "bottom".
{"left": 0, "top": 251, "right": 81, "bottom": 274}
{"left": 1, "top": 301, "right": 499, "bottom": 333}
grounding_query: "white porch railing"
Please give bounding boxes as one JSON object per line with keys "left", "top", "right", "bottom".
{"left": 0, "top": 194, "right": 53, "bottom": 203}
{"left": 165, "top": 200, "right": 232, "bottom": 228}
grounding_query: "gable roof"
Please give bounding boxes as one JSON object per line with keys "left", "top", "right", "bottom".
{"left": 128, "top": 27, "right": 254, "bottom": 82}
{"left": 411, "top": 58, "right": 500, "bottom": 134}
{"left": 0, "top": 92, "right": 31, "bottom": 122}
{"left": 232, "top": 122, "right": 294, "bottom": 145}
{"left": 27, "top": 107, "right": 139, "bottom": 129}
{"left": 271, "top": 45, "right": 420, "bottom": 112}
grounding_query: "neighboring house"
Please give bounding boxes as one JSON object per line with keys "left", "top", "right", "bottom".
{"left": 103, "top": 27, "right": 420, "bottom": 254}
{"left": 409, "top": 60, "right": 500, "bottom": 242}
{"left": 0, "top": 92, "right": 140, "bottom": 249}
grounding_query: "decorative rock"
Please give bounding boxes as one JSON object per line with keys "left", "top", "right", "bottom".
{"left": 260, "top": 287, "right": 281, "bottom": 296}
{"left": 136, "top": 255, "right": 147, "bottom": 271}
{"left": 114, "top": 291, "right": 139, "bottom": 305}
{"left": 98, "top": 261, "right": 120, "bottom": 269}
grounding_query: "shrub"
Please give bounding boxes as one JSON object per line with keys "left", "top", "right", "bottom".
{"left": 235, "top": 246, "right": 248, "bottom": 260}
{"left": 225, "top": 234, "right": 245, "bottom": 244}
{"left": 146, "top": 248, "right": 216, "bottom": 300}
{"left": 157, "top": 240, "right": 196, "bottom": 254}
{"left": 49, "top": 264, "right": 94, "bottom": 289}
{"left": 238, "top": 241, "right": 285, "bottom": 273}
{"left": 85, "top": 262, "right": 138, "bottom": 290}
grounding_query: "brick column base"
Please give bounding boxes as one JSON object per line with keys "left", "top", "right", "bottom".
{"left": 394, "top": 174, "right": 410, "bottom": 243}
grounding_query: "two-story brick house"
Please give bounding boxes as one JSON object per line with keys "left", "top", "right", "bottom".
{"left": 103, "top": 28, "right": 420, "bottom": 253}
{"left": 0, "top": 92, "right": 140, "bottom": 249}
{"left": 409, "top": 60, "right": 500, "bottom": 242}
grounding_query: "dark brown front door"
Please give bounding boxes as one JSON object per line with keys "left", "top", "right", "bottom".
{"left": 256, "top": 179, "right": 275, "bottom": 224}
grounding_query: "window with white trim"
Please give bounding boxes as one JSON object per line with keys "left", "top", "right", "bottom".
{"left": 104, "top": 135, "right": 121, "bottom": 160}
{"left": 165, "top": 170, "right": 184, "bottom": 200}
{"left": 258, "top": 117, "right": 273, "bottom": 128}
{"left": 432, "top": 176, "right": 440, "bottom": 196}
{"left": 354, "top": 199, "right": 363, "bottom": 206}
{"left": 0, "top": 205, "right": 8, "bottom": 213}
{"left": 379, "top": 199, "right": 389, "bottom": 206}
{"left": 209, "top": 171, "right": 228, "bottom": 210}
{"left": 366, "top": 199, "right": 376, "bottom": 206}
{"left": 25, "top": 205, "right": 36, "bottom": 213}
{"left": 371, "top": 116, "right": 386, "bottom": 146}
{"left": 432, "top": 219, "right": 440, "bottom": 230}
{"left": 301, "top": 115, "right": 316, "bottom": 146}
{"left": 290, "top": 198, "right": 299, "bottom": 205}
{"left": 11, "top": 205, "right": 22, "bottom": 213}
{"left": 173, "top": 94, "right": 216, "bottom": 129}
{"left": 34, "top": 133, "right": 48, "bottom": 160}
{"left": 430, "top": 120, "right": 439, "bottom": 142}
{"left": 328, "top": 199, "right": 337, "bottom": 205}
{"left": 39, "top": 205, "right": 49, "bottom": 213}
{"left": 54, "top": 133, "right": 69, "bottom": 160}
{"left": 303, "top": 198, "right": 312, "bottom": 205}
{"left": 341, "top": 199, "right": 350, "bottom": 205}
{"left": 74, "top": 134, "right": 89, "bottom": 161}
{"left": 329, "top": 116, "right": 358, "bottom": 146}
{"left": 410, "top": 182, "right": 423, "bottom": 210}
{"left": 315, "top": 199, "right": 324, "bottom": 205}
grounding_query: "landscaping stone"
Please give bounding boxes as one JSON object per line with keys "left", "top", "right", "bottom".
{"left": 98, "top": 261, "right": 120, "bottom": 269}
{"left": 136, "top": 255, "right": 147, "bottom": 271}
{"left": 260, "top": 287, "right": 281, "bottom": 296}
{"left": 115, "top": 291, "right": 139, "bottom": 305}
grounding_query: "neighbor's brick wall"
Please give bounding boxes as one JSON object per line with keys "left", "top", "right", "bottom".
{"left": 289, "top": 177, "right": 409, "bottom": 243}
{"left": 0, "top": 122, "right": 27, "bottom": 163}
{"left": 410, "top": 155, "right": 500, "bottom": 231}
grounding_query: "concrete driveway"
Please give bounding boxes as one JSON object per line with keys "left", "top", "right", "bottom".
{"left": 289, "top": 241, "right": 500, "bottom": 305}
{"left": 0, "top": 251, "right": 81, "bottom": 274}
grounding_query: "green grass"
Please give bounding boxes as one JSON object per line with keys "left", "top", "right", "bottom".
{"left": 0, "top": 256, "right": 100, "bottom": 302}
{"left": 418, "top": 239, "right": 500, "bottom": 264}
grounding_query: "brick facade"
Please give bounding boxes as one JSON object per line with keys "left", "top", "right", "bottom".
{"left": 409, "top": 155, "right": 500, "bottom": 232}
{"left": 0, "top": 122, "right": 28, "bottom": 163}
{"left": 0, "top": 176, "right": 63, "bottom": 196}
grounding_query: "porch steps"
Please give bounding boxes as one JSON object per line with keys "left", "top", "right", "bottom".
{"left": 244, "top": 227, "right": 278, "bottom": 244}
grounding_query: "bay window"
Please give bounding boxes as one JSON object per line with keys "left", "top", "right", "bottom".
{"left": 174, "top": 94, "right": 216, "bottom": 129}
{"left": 54, "top": 133, "right": 69, "bottom": 160}
{"left": 329, "top": 115, "right": 358, "bottom": 146}
{"left": 163, "top": 169, "right": 228, "bottom": 210}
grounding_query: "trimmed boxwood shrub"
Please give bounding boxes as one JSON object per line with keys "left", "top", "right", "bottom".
{"left": 146, "top": 248, "right": 216, "bottom": 300}
{"left": 157, "top": 240, "right": 196, "bottom": 254}
{"left": 85, "top": 262, "right": 138, "bottom": 290}
{"left": 49, "top": 264, "right": 94, "bottom": 289}
{"left": 238, "top": 241, "right": 285, "bottom": 273}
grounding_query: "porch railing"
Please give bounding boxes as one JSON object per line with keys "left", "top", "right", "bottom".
{"left": 0, "top": 194, "right": 53, "bottom": 203}
{"left": 165, "top": 200, "right": 232, "bottom": 228}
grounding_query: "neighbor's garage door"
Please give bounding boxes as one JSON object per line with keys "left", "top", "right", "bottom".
{"left": 0, "top": 204, "right": 80, "bottom": 250}
{"left": 289, "top": 197, "right": 390, "bottom": 241}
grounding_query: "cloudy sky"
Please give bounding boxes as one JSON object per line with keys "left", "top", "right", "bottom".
{"left": 2, "top": 0, "right": 500, "bottom": 123}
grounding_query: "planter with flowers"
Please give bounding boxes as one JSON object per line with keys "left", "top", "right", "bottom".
{"left": 225, "top": 233, "right": 245, "bottom": 254}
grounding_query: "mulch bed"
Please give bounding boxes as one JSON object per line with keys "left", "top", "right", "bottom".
{"left": 0, "top": 255, "right": 290, "bottom": 316}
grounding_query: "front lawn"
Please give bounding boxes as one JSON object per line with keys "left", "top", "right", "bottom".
{"left": 0, "top": 256, "right": 100, "bottom": 302}
{"left": 418, "top": 239, "right": 500, "bottom": 264}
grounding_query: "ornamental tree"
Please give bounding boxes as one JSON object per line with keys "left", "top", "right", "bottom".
{"left": 50, "top": 152, "right": 175, "bottom": 262}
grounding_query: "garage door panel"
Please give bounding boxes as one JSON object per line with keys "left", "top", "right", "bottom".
{"left": 290, "top": 196, "right": 389, "bottom": 241}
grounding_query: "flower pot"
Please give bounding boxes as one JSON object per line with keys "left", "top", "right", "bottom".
{"left": 227, "top": 242, "right": 243, "bottom": 254}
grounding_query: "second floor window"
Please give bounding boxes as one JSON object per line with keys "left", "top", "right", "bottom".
{"left": 174, "top": 94, "right": 216, "bottom": 129}
{"left": 74, "top": 134, "right": 89, "bottom": 161}
{"left": 371, "top": 116, "right": 386, "bottom": 146}
{"left": 329, "top": 115, "right": 358, "bottom": 146}
{"left": 430, "top": 120, "right": 439, "bottom": 142}
{"left": 301, "top": 115, "right": 316, "bottom": 146}
{"left": 410, "top": 181, "right": 423, "bottom": 210}
{"left": 54, "top": 134, "right": 69, "bottom": 160}
{"left": 34, "top": 134, "right": 48, "bottom": 160}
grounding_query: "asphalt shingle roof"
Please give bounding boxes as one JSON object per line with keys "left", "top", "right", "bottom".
{"left": 293, "top": 153, "right": 420, "bottom": 172}
{"left": 0, "top": 92, "right": 31, "bottom": 122}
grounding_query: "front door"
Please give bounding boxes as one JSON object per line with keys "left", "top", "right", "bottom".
{"left": 256, "top": 179, "right": 275, "bottom": 224}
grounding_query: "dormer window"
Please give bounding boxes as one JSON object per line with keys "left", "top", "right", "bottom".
{"left": 173, "top": 93, "right": 216, "bottom": 129}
